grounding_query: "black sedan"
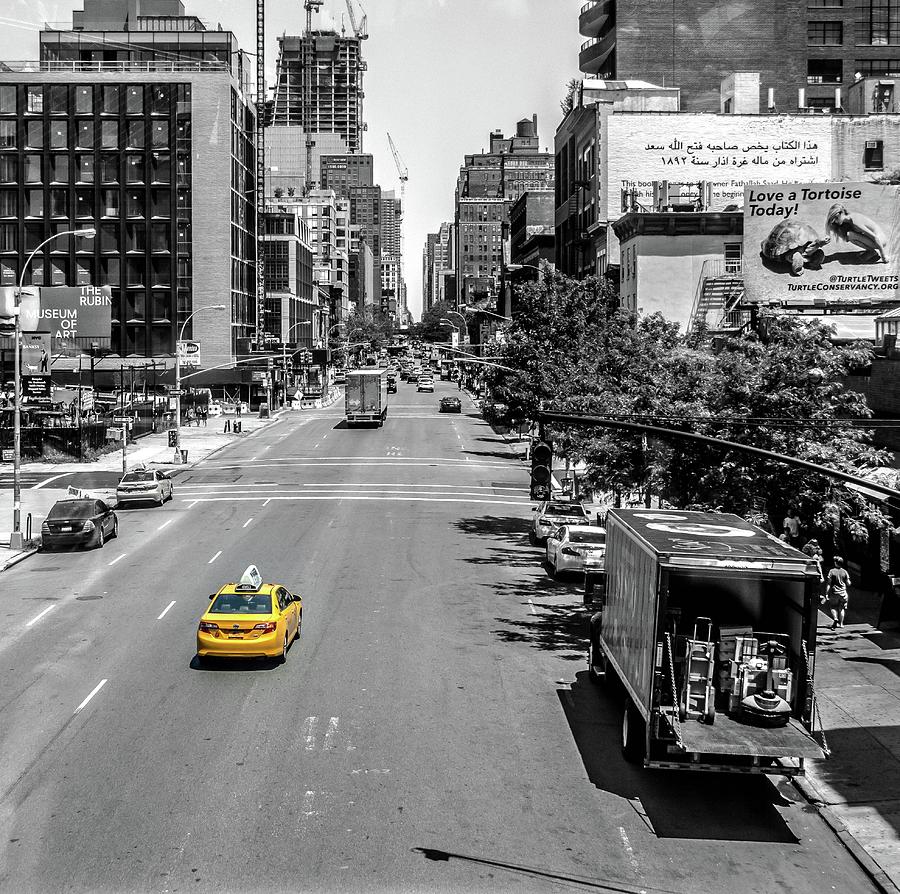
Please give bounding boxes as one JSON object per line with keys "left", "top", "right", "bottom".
{"left": 439, "top": 396, "right": 462, "bottom": 413}
{"left": 41, "top": 498, "right": 118, "bottom": 550}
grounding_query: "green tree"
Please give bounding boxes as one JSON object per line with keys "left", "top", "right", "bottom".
{"left": 414, "top": 300, "right": 458, "bottom": 343}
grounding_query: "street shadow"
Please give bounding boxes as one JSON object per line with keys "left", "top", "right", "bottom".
{"left": 557, "top": 672, "right": 800, "bottom": 843}
{"left": 493, "top": 602, "right": 589, "bottom": 659}
{"left": 863, "top": 625, "right": 900, "bottom": 651}
{"left": 332, "top": 420, "right": 350, "bottom": 429}
{"left": 454, "top": 514, "right": 530, "bottom": 543}
{"left": 462, "top": 449, "right": 517, "bottom": 461}
{"left": 844, "top": 654, "right": 900, "bottom": 679}
{"left": 190, "top": 654, "right": 285, "bottom": 672}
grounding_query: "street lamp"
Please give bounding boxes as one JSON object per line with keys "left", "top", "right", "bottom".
{"left": 11, "top": 227, "right": 95, "bottom": 549}
{"left": 283, "top": 320, "right": 312, "bottom": 407}
{"left": 174, "top": 304, "right": 225, "bottom": 462}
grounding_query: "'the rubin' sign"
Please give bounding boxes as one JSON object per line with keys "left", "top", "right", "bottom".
{"left": 39, "top": 285, "right": 113, "bottom": 341}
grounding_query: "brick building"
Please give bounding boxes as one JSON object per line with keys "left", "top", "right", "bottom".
{"left": 578, "top": 0, "right": 900, "bottom": 114}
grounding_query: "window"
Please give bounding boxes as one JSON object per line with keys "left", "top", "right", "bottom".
{"left": 151, "top": 222, "right": 170, "bottom": 252}
{"left": 100, "top": 222, "right": 119, "bottom": 253}
{"left": 0, "top": 223, "right": 16, "bottom": 252}
{"left": 151, "top": 257, "right": 170, "bottom": 286}
{"left": 76, "top": 258, "right": 93, "bottom": 285}
{"left": 150, "top": 120, "right": 169, "bottom": 149}
{"left": 126, "top": 155, "right": 145, "bottom": 183}
{"left": 724, "top": 243, "right": 743, "bottom": 273}
{"left": 23, "top": 155, "right": 41, "bottom": 183}
{"left": 150, "top": 188, "right": 171, "bottom": 217}
{"left": 809, "top": 21, "right": 843, "bottom": 43}
{"left": 101, "top": 121, "right": 118, "bottom": 150}
{"left": 126, "top": 120, "right": 145, "bottom": 149}
{"left": 74, "top": 86, "right": 93, "bottom": 115}
{"left": 75, "top": 189, "right": 94, "bottom": 218}
{"left": 0, "top": 191, "right": 15, "bottom": 217}
{"left": 26, "top": 120, "right": 43, "bottom": 149}
{"left": 151, "top": 153, "right": 171, "bottom": 183}
{"left": 101, "top": 86, "right": 119, "bottom": 115}
{"left": 49, "top": 189, "right": 68, "bottom": 217}
{"left": 865, "top": 139, "right": 885, "bottom": 169}
{"left": 125, "top": 291, "right": 146, "bottom": 320}
{"left": 0, "top": 120, "right": 15, "bottom": 149}
{"left": 857, "top": 0, "right": 900, "bottom": 44}
{"left": 150, "top": 85, "right": 171, "bottom": 115}
{"left": 49, "top": 85, "right": 67, "bottom": 114}
{"left": 151, "top": 291, "right": 170, "bottom": 321}
{"left": 0, "top": 85, "right": 15, "bottom": 115}
{"left": 126, "top": 191, "right": 145, "bottom": 218}
{"left": 809, "top": 0, "right": 843, "bottom": 5}
{"left": 126, "top": 223, "right": 146, "bottom": 252}
{"left": 808, "top": 59, "right": 843, "bottom": 83}
{"left": 25, "top": 189, "right": 43, "bottom": 217}
{"left": 49, "top": 155, "right": 69, "bottom": 182}
{"left": 102, "top": 189, "right": 120, "bottom": 216}
{"left": 26, "top": 86, "right": 43, "bottom": 114}
{"left": 76, "top": 120, "right": 94, "bottom": 149}
{"left": 99, "top": 257, "right": 120, "bottom": 286}
{"left": 49, "top": 120, "right": 67, "bottom": 149}
{"left": 126, "top": 86, "right": 143, "bottom": 115}
{"left": 100, "top": 155, "right": 119, "bottom": 183}
{"left": 76, "top": 155, "right": 94, "bottom": 183}
{"left": 125, "top": 257, "right": 144, "bottom": 286}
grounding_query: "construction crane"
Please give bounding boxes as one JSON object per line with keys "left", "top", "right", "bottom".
{"left": 345, "top": 0, "right": 368, "bottom": 39}
{"left": 305, "top": 0, "right": 323, "bottom": 35}
{"left": 387, "top": 132, "right": 408, "bottom": 202}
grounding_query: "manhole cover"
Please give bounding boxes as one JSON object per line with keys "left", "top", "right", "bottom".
{"left": 75, "top": 595, "right": 103, "bottom": 601}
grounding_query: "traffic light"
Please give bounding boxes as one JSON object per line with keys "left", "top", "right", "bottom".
{"left": 530, "top": 440, "right": 553, "bottom": 501}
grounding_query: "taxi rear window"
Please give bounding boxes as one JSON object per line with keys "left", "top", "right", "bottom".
{"left": 547, "top": 502, "right": 585, "bottom": 515}
{"left": 210, "top": 593, "right": 272, "bottom": 614}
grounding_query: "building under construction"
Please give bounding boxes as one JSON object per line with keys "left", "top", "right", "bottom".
{"left": 271, "top": 11, "right": 366, "bottom": 153}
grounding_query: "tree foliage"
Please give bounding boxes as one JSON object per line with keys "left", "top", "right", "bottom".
{"left": 414, "top": 300, "right": 459, "bottom": 343}
{"left": 488, "top": 272, "right": 893, "bottom": 541}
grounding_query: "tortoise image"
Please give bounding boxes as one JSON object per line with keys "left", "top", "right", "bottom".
{"left": 760, "top": 219, "right": 830, "bottom": 275}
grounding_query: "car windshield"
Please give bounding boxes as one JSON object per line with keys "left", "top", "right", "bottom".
{"left": 121, "top": 471, "right": 155, "bottom": 483}
{"left": 47, "top": 500, "right": 96, "bottom": 520}
{"left": 547, "top": 503, "right": 584, "bottom": 515}
{"left": 569, "top": 531, "right": 606, "bottom": 545}
{"left": 209, "top": 593, "right": 272, "bottom": 614}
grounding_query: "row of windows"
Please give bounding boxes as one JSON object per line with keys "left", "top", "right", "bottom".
{"left": 0, "top": 189, "right": 174, "bottom": 220}
{"left": 0, "top": 221, "right": 178, "bottom": 256}
{"left": 0, "top": 252, "right": 176, "bottom": 289}
{"left": 0, "top": 153, "right": 176, "bottom": 185}
{"left": 0, "top": 84, "right": 181, "bottom": 118}
{"left": 0, "top": 118, "right": 172, "bottom": 151}
{"left": 811, "top": 4, "right": 900, "bottom": 45}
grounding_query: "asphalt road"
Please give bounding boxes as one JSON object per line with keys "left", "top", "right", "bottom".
{"left": 0, "top": 379, "right": 878, "bottom": 894}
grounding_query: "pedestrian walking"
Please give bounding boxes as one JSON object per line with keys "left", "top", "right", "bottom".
{"left": 782, "top": 507, "right": 801, "bottom": 546}
{"left": 186, "top": 406, "right": 194, "bottom": 426}
{"left": 802, "top": 538, "right": 825, "bottom": 599}
{"left": 825, "top": 556, "right": 852, "bottom": 629}
{"left": 201, "top": 407, "right": 208, "bottom": 426}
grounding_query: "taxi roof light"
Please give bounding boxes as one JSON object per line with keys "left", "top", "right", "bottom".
{"left": 237, "top": 564, "right": 263, "bottom": 591}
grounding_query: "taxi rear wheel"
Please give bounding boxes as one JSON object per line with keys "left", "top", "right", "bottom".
{"left": 278, "top": 633, "right": 288, "bottom": 664}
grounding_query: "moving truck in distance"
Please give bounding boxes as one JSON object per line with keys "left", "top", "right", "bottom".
{"left": 587, "top": 509, "right": 825, "bottom": 775}
{"left": 345, "top": 369, "right": 388, "bottom": 427}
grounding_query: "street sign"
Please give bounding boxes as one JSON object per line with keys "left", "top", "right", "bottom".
{"left": 111, "top": 415, "right": 134, "bottom": 425}
{"left": 167, "top": 388, "right": 183, "bottom": 396}
{"left": 176, "top": 340, "right": 201, "bottom": 368}
{"left": 1, "top": 448, "right": 13, "bottom": 462}
{"left": 21, "top": 375, "right": 51, "bottom": 402}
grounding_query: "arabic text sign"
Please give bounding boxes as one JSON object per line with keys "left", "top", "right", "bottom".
{"left": 39, "top": 285, "right": 112, "bottom": 341}
{"left": 607, "top": 114, "right": 833, "bottom": 219}
{"left": 743, "top": 182, "right": 900, "bottom": 305}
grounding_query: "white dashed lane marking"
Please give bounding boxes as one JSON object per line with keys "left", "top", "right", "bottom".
{"left": 108, "top": 554, "right": 126, "bottom": 566}
{"left": 157, "top": 600, "right": 176, "bottom": 620}
{"left": 74, "top": 679, "right": 108, "bottom": 715}
{"left": 26, "top": 605, "right": 55, "bottom": 627}
{"left": 242, "top": 517, "right": 254, "bottom": 528}
{"left": 208, "top": 550, "right": 222, "bottom": 564}
{"left": 157, "top": 518, "right": 174, "bottom": 532}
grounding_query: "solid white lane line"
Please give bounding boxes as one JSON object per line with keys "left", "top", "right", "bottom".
{"left": 74, "top": 679, "right": 107, "bottom": 715}
{"left": 619, "top": 827, "right": 640, "bottom": 874}
{"left": 26, "top": 605, "right": 56, "bottom": 627}
{"left": 108, "top": 554, "right": 126, "bottom": 566}
{"left": 528, "top": 599, "right": 537, "bottom": 615}
{"left": 157, "top": 518, "right": 174, "bottom": 532}
{"left": 208, "top": 550, "right": 222, "bottom": 564}
{"left": 302, "top": 716, "right": 318, "bottom": 751}
{"left": 184, "top": 495, "right": 531, "bottom": 506}
{"left": 157, "top": 600, "right": 176, "bottom": 620}
{"left": 302, "top": 483, "right": 525, "bottom": 491}
{"left": 242, "top": 517, "right": 254, "bottom": 528}
{"left": 32, "top": 472, "right": 75, "bottom": 490}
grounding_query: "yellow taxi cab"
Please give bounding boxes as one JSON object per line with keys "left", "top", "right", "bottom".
{"left": 197, "top": 565, "right": 302, "bottom": 664}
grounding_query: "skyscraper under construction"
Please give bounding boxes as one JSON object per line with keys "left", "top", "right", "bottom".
{"left": 271, "top": 18, "right": 366, "bottom": 153}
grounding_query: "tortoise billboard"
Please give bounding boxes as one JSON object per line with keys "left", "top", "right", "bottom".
{"left": 743, "top": 182, "right": 900, "bottom": 305}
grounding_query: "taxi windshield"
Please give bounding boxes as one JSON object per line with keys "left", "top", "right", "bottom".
{"left": 209, "top": 593, "right": 272, "bottom": 614}
{"left": 547, "top": 502, "right": 583, "bottom": 515}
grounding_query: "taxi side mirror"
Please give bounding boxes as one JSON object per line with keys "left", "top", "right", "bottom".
{"left": 292, "top": 595, "right": 301, "bottom": 602}
{"left": 208, "top": 594, "right": 216, "bottom": 599}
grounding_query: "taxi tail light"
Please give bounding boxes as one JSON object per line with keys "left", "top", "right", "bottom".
{"left": 253, "top": 622, "right": 277, "bottom": 633}
{"left": 199, "top": 621, "right": 219, "bottom": 632}
{"left": 82, "top": 520, "right": 95, "bottom": 533}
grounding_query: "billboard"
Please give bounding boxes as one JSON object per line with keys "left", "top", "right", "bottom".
{"left": 743, "top": 182, "right": 900, "bottom": 305}
{"left": 0, "top": 287, "right": 40, "bottom": 335}
{"left": 20, "top": 332, "right": 51, "bottom": 376}
{"left": 38, "top": 285, "right": 112, "bottom": 341}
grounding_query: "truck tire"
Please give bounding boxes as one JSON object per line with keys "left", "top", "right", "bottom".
{"left": 588, "top": 613, "right": 606, "bottom": 683}
{"left": 622, "top": 702, "right": 647, "bottom": 764}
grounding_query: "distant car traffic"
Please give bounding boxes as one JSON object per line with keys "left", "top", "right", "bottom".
{"left": 408, "top": 372, "right": 419, "bottom": 384}
{"left": 545, "top": 525, "right": 607, "bottom": 578}
{"left": 531, "top": 499, "right": 589, "bottom": 544}
{"left": 116, "top": 468, "right": 173, "bottom": 507}
{"left": 334, "top": 370, "right": 347, "bottom": 385}
{"left": 417, "top": 379, "right": 434, "bottom": 392}
{"left": 41, "top": 498, "right": 118, "bottom": 550}
{"left": 197, "top": 565, "right": 302, "bottom": 664}
{"left": 439, "top": 396, "right": 462, "bottom": 413}
{"left": 387, "top": 380, "right": 398, "bottom": 393}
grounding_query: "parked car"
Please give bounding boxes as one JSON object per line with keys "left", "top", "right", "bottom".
{"left": 531, "top": 499, "right": 589, "bottom": 544}
{"left": 334, "top": 370, "right": 347, "bottom": 385}
{"left": 41, "top": 498, "right": 118, "bottom": 550}
{"left": 387, "top": 380, "right": 398, "bottom": 394}
{"left": 116, "top": 468, "right": 174, "bottom": 507}
{"left": 439, "top": 396, "right": 462, "bottom": 413}
{"left": 546, "top": 524, "right": 607, "bottom": 578}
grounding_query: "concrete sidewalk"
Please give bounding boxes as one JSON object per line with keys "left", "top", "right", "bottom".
{"left": 802, "top": 591, "right": 900, "bottom": 890}
{"left": 0, "top": 409, "right": 284, "bottom": 562}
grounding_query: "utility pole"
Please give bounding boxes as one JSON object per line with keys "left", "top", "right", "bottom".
{"left": 256, "top": 0, "right": 267, "bottom": 348}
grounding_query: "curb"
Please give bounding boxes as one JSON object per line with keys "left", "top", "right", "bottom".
{"left": 790, "top": 773, "right": 900, "bottom": 894}
{"left": 0, "top": 547, "right": 38, "bottom": 573}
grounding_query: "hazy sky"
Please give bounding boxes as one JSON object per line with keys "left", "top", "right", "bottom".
{"left": 2, "top": 0, "right": 584, "bottom": 318}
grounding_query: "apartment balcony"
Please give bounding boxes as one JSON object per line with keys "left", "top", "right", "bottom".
{"left": 579, "top": 0, "right": 612, "bottom": 38}
{"left": 579, "top": 32, "right": 615, "bottom": 75}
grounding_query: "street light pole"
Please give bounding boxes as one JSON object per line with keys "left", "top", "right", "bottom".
{"left": 174, "top": 304, "right": 225, "bottom": 463}
{"left": 283, "top": 319, "right": 312, "bottom": 407}
{"left": 11, "top": 227, "right": 95, "bottom": 549}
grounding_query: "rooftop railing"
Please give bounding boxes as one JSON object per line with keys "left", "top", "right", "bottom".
{"left": 0, "top": 59, "right": 230, "bottom": 73}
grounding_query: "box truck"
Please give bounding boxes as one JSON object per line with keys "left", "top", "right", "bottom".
{"left": 587, "top": 509, "right": 825, "bottom": 775}
{"left": 345, "top": 369, "right": 388, "bottom": 427}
